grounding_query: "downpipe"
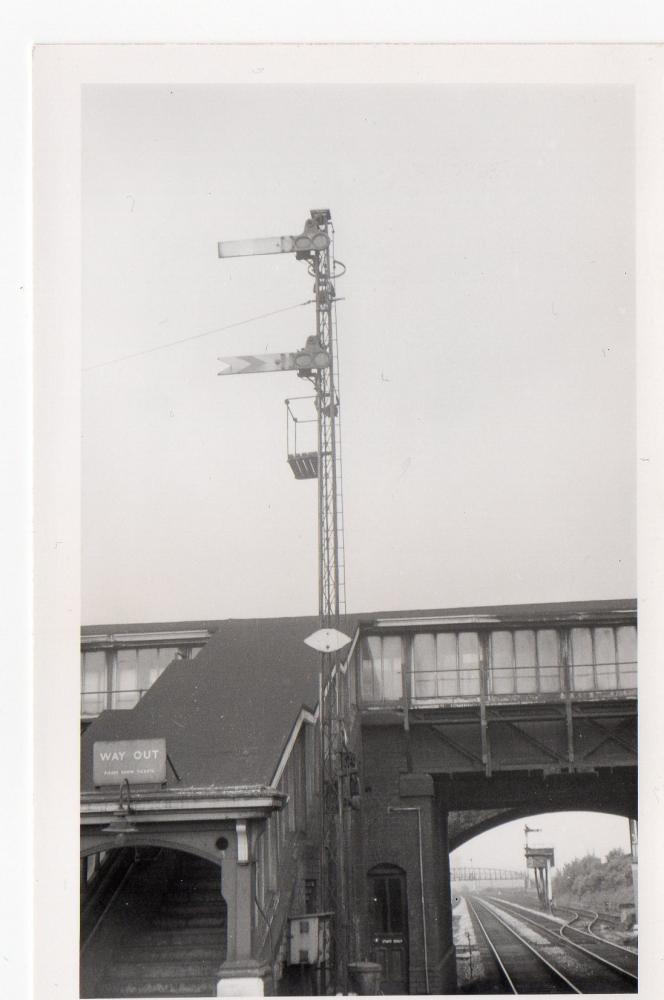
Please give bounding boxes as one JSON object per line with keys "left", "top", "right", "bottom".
{"left": 387, "top": 806, "right": 430, "bottom": 995}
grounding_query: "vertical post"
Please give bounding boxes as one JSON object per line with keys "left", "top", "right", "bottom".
{"left": 218, "top": 824, "right": 271, "bottom": 997}
{"left": 336, "top": 676, "right": 349, "bottom": 994}
{"left": 479, "top": 634, "right": 492, "bottom": 777}
{"left": 309, "top": 210, "right": 348, "bottom": 991}
{"left": 217, "top": 211, "right": 348, "bottom": 988}
{"left": 561, "top": 629, "right": 575, "bottom": 769}
{"left": 220, "top": 825, "right": 254, "bottom": 965}
{"left": 629, "top": 818, "right": 638, "bottom": 923}
{"left": 312, "top": 210, "right": 339, "bottom": 632}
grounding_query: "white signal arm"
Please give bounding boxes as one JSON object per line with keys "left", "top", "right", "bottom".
{"left": 219, "top": 236, "right": 297, "bottom": 258}
{"left": 218, "top": 218, "right": 329, "bottom": 258}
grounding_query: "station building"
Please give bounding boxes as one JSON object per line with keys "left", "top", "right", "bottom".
{"left": 80, "top": 599, "right": 637, "bottom": 996}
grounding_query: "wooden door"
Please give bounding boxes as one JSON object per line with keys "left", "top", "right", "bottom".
{"left": 368, "top": 866, "right": 409, "bottom": 994}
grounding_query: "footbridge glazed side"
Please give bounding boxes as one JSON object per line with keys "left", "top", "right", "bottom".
{"left": 348, "top": 599, "right": 636, "bottom": 994}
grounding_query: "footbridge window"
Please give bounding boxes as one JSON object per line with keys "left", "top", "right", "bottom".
{"left": 361, "top": 636, "right": 404, "bottom": 704}
{"left": 404, "top": 623, "right": 636, "bottom": 705}
{"left": 112, "top": 646, "right": 183, "bottom": 710}
{"left": 81, "top": 631, "right": 209, "bottom": 719}
{"left": 488, "top": 629, "right": 562, "bottom": 696}
{"left": 570, "top": 625, "right": 636, "bottom": 692}
{"left": 412, "top": 632, "right": 480, "bottom": 699}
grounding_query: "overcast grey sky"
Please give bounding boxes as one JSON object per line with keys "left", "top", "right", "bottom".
{"left": 452, "top": 810, "right": 631, "bottom": 872}
{"left": 82, "top": 83, "right": 634, "bottom": 626}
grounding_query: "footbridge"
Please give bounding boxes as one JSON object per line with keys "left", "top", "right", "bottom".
{"left": 80, "top": 599, "right": 636, "bottom": 996}
{"left": 346, "top": 599, "right": 637, "bottom": 994}
{"left": 450, "top": 867, "right": 525, "bottom": 882}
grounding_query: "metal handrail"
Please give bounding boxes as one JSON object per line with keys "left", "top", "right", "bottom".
{"left": 80, "top": 687, "right": 149, "bottom": 715}
{"left": 360, "top": 660, "right": 637, "bottom": 706}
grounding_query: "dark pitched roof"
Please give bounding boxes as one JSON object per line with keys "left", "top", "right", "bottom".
{"left": 80, "top": 599, "right": 636, "bottom": 794}
{"left": 81, "top": 614, "right": 322, "bottom": 792}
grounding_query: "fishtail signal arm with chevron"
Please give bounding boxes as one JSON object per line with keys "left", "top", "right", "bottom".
{"left": 218, "top": 336, "right": 330, "bottom": 376}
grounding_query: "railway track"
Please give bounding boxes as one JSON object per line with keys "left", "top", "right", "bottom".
{"left": 484, "top": 895, "right": 638, "bottom": 971}
{"left": 552, "top": 903, "right": 619, "bottom": 931}
{"left": 551, "top": 902, "right": 637, "bottom": 953}
{"left": 466, "top": 895, "right": 637, "bottom": 993}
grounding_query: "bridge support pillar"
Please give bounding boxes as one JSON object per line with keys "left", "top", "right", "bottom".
{"left": 397, "top": 773, "right": 457, "bottom": 995}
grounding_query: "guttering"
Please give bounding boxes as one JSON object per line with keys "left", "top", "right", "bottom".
{"left": 375, "top": 615, "right": 499, "bottom": 628}
{"left": 81, "top": 628, "right": 211, "bottom": 648}
{"left": 372, "top": 609, "right": 636, "bottom": 630}
{"left": 81, "top": 785, "right": 286, "bottom": 821}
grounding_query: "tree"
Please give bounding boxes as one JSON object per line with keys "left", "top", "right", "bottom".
{"left": 551, "top": 848, "right": 633, "bottom": 912}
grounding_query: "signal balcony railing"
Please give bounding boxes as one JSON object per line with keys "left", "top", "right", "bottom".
{"left": 358, "top": 624, "right": 637, "bottom": 710}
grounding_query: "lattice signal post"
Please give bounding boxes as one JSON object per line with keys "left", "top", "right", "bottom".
{"left": 218, "top": 210, "right": 349, "bottom": 991}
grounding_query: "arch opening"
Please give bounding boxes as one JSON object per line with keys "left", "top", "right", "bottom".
{"left": 80, "top": 846, "right": 227, "bottom": 999}
{"left": 450, "top": 809, "right": 635, "bottom": 914}
{"left": 449, "top": 809, "right": 638, "bottom": 992}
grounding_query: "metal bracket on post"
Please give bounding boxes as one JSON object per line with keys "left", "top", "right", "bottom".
{"left": 236, "top": 821, "right": 249, "bottom": 865}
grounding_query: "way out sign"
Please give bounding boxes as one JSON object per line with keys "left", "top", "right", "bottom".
{"left": 93, "top": 739, "right": 167, "bottom": 786}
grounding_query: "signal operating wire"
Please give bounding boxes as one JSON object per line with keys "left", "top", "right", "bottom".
{"left": 82, "top": 298, "right": 316, "bottom": 372}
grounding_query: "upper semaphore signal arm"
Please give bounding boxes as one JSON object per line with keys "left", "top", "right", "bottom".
{"left": 217, "top": 217, "right": 330, "bottom": 259}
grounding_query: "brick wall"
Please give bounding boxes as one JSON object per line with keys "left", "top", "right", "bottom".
{"left": 357, "top": 725, "right": 457, "bottom": 994}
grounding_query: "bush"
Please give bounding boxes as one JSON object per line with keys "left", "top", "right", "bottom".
{"left": 552, "top": 849, "right": 634, "bottom": 914}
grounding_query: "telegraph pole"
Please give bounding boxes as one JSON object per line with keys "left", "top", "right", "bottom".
{"left": 218, "top": 210, "right": 349, "bottom": 991}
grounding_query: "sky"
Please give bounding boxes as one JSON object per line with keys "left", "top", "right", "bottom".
{"left": 451, "top": 810, "right": 631, "bottom": 874}
{"left": 82, "top": 83, "right": 635, "bottom": 626}
{"left": 80, "top": 84, "right": 636, "bottom": 879}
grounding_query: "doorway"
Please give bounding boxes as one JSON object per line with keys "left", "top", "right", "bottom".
{"left": 368, "top": 864, "right": 409, "bottom": 994}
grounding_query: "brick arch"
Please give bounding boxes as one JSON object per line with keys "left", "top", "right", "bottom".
{"left": 442, "top": 766, "right": 637, "bottom": 852}
{"left": 368, "top": 862, "right": 407, "bottom": 876}
{"left": 80, "top": 833, "right": 224, "bottom": 866}
{"left": 450, "top": 803, "right": 634, "bottom": 853}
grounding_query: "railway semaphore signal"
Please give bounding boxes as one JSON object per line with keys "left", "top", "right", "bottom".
{"left": 217, "top": 209, "right": 349, "bottom": 992}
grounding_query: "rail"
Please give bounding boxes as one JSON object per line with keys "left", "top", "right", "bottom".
{"left": 361, "top": 660, "right": 637, "bottom": 709}
{"left": 482, "top": 895, "right": 638, "bottom": 983}
{"left": 552, "top": 904, "right": 638, "bottom": 955}
{"left": 467, "top": 895, "right": 581, "bottom": 993}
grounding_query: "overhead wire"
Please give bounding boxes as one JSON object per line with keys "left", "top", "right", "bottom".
{"left": 82, "top": 298, "right": 316, "bottom": 373}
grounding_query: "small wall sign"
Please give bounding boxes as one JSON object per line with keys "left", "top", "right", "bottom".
{"left": 93, "top": 738, "right": 167, "bottom": 786}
